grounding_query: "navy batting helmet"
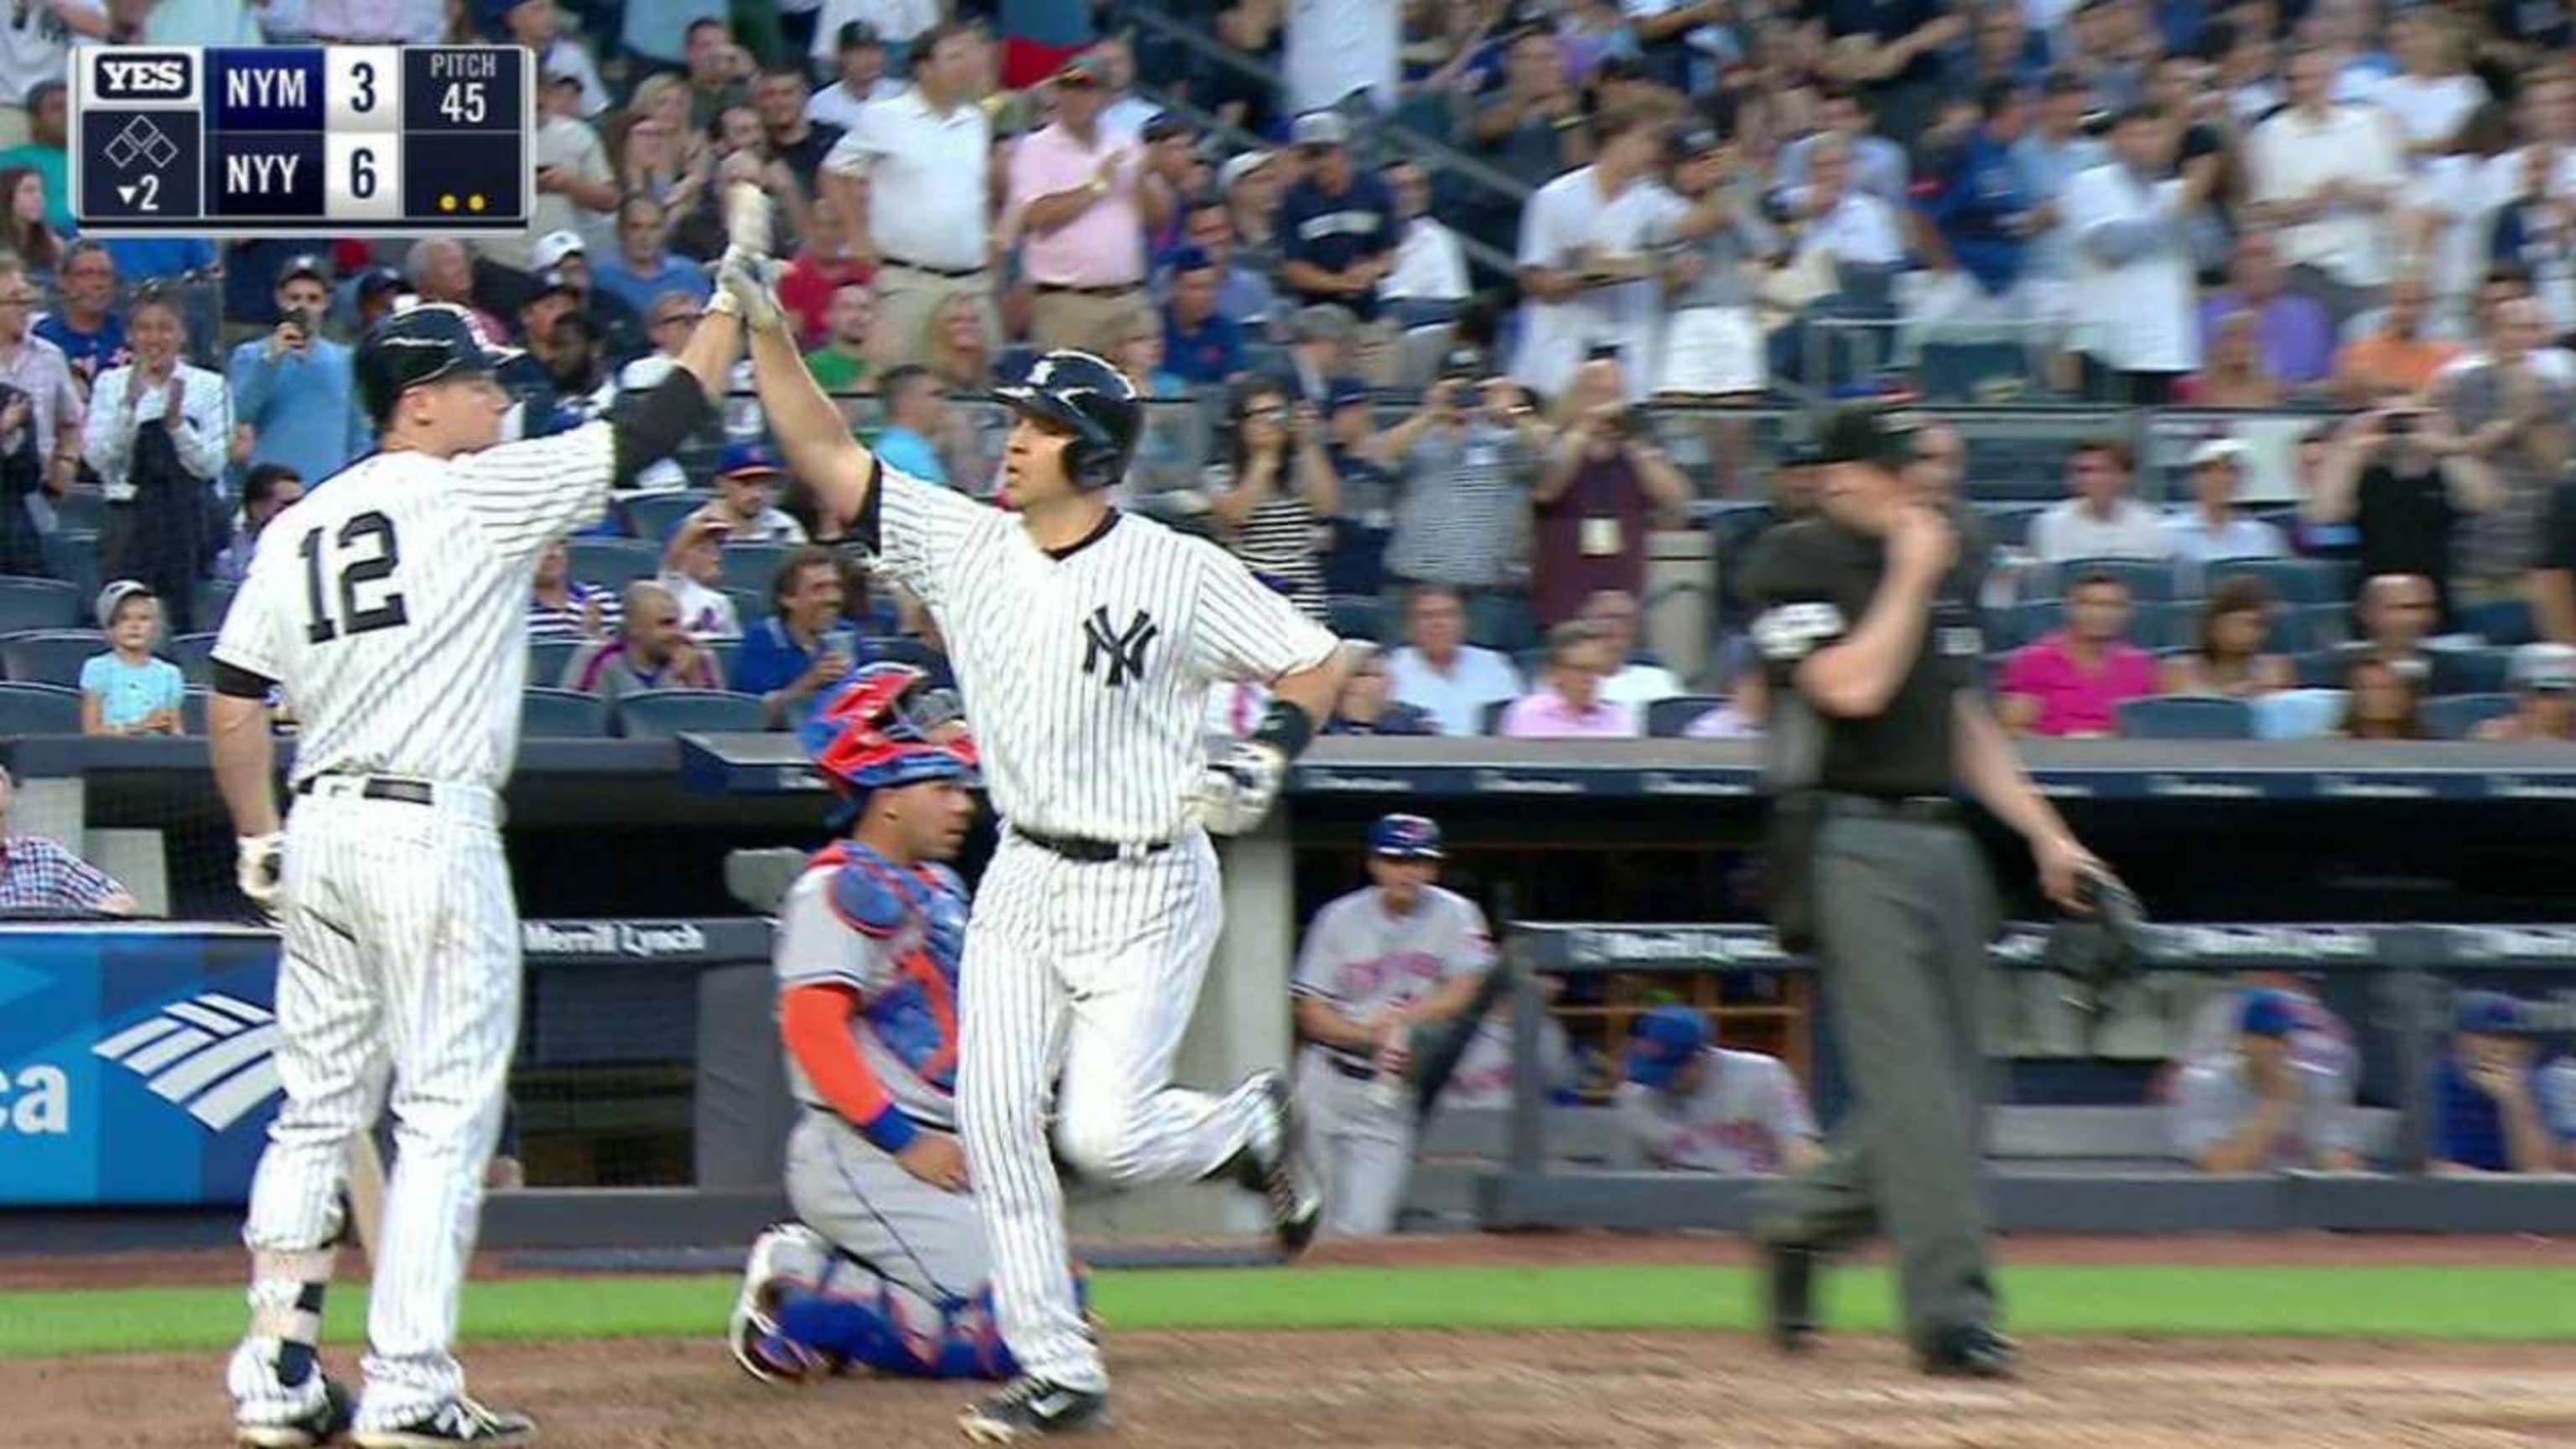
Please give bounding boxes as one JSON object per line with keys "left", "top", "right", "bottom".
{"left": 995, "top": 349, "right": 1141, "bottom": 490}
{"left": 355, "top": 302, "right": 522, "bottom": 428}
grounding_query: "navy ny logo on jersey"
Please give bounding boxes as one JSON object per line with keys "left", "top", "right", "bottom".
{"left": 1082, "top": 606, "right": 1158, "bottom": 687}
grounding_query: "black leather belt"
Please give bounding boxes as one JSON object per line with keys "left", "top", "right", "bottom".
{"left": 885, "top": 257, "right": 983, "bottom": 279}
{"left": 1013, "top": 826, "right": 1172, "bottom": 864}
{"left": 296, "top": 775, "right": 434, "bottom": 807}
{"left": 1820, "top": 792, "right": 1961, "bottom": 826}
{"left": 1328, "top": 1056, "right": 1376, "bottom": 1082}
{"left": 1036, "top": 282, "right": 1141, "bottom": 298}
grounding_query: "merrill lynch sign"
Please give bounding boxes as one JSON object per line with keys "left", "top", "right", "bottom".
{"left": 520, "top": 921, "right": 711, "bottom": 958}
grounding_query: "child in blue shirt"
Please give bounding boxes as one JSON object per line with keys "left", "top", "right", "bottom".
{"left": 80, "top": 580, "right": 187, "bottom": 736}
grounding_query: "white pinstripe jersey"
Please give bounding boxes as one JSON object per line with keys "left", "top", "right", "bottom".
{"left": 867, "top": 464, "right": 1341, "bottom": 844}
{"left": 213, "top": 423, "right": 615, "bottom": 792}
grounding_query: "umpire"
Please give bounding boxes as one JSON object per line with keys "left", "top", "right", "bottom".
{"left": 1742, "top": 406, "right": 2110, "bottom": 1378}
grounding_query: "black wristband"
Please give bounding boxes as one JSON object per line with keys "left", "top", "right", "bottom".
{"left": 212, "top": 660, "right": 276, "bottom": 701}
{"left": 1250, "top": 699, "right": 1317, "bottom": 761}
{"left": 610, "top": 370, "right": 718, "bottom": 488}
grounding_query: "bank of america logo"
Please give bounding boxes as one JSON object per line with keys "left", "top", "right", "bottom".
{"left": 90, "top": 994, "right": 282, "bottom": 1131}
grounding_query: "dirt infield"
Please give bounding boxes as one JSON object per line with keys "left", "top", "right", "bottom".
{"left": 15, "top": 1332, "right": 2576, "bottom": 1449}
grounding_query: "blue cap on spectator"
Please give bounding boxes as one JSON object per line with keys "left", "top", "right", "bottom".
{"left": 1624, "top": 1006, "right": 1711, "bottom": 1090}
{"left": 1325, "top": 377, "right": 1372, "bottom": 413}
{"left": 2455, "top": 989, "right": 2528, "bottom": 1035}
{"left": 1169, "top": 245, "right": 1215, "bottom": 275}
{"left": 720, "top": 441, "right": 785, "bottom": 478}
{"left": 2239, "top": 989, "right": 2298, "bottom": 1038}
{"left": 1367, "top": 813, "right": 1443, "bottom": 860}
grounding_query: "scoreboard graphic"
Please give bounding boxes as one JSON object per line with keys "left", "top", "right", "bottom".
{"left": 70, "top": 46, "right": 532, "bottom": 236}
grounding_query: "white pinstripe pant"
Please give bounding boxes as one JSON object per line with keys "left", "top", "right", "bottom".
{"left": 956, "top": 830, "right": 1269, "bottom": 1392}
{"left": 236, "top": 781, "right": 520, "bottom": 1428}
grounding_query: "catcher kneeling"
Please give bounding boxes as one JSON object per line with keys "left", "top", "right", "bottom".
{"left": 730, "top": 664, "right": 1075, "bottom": 1384}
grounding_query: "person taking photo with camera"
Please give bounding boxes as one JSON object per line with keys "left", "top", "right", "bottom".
{"left": 227, "top": 253, "right": 366, "bottom": 486}
{"left": 1534, "top": 355, "right": 1692, "bottom": 627}
{"left": 1207, "top": 377, "right": 1342, "bottom": 624}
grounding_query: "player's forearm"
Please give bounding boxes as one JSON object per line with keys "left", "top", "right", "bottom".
{"left": 209, "top": 693, "right": 281, "bottom": 838}
{"left": 1270, "top": 647, "right": 1350, "bottom": 721}
{"left": 745, "top": 317, "right": 876, "bottom": 524}
{"left": 1295, "top": 994, "right": 1379, "bottom": 1050}
{"left": 673, "top": 304, "right": 745, "bottom": 396}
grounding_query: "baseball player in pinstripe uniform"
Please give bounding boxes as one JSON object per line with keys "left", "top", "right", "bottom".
{"left": 207, "top": 294, "right": 746, "bottom": 1446}
{"left": 725, "top": 247, "right": 1346, "bottom": 1440}
{"left": 729, "top": 663, "right": 1045, "bottom": 1386}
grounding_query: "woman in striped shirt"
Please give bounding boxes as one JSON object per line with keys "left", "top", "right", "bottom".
{"left": 1204, "top": 377, "right": 1340, "bottom": 622}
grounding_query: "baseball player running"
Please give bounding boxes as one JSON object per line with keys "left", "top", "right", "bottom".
{"left": 209, "top": 295, "right": 745, "bottom": 1446}
{"left": 725, "top": 254, "right": 1346, "bottom": 1440}
{"left": 1616, "top": 1006, "right": 1824, "bottom": 1176}
{"left": 1290, "top": 813, "right": 1494, "bottom": 1237}
{"left": 730, "top": 663, "right": 1045, "bottom": 1385}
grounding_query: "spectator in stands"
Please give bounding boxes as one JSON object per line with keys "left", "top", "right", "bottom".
{"left": 820, "top": 20, "right": 994, "bottom": 373}
{"left": 667, "top": 106, "right": 806, "bottom": 263}
{"left": 1162, "top": 247, "right": 1246, "bottom": 388}
{"left": 2246, "top": 45, "right": 2404, "bottom": 325}
{"left": 595, "top": 197, "right": 714, "bottom": 319}
{"left": 2162, "top": 439, "right": 2288, "bottom": 563}
{"left": 0, "top": 164, "right": 60, "bottom": 286}
{"left": 1280, "top": 111, "right": 1402, "bottom": 387}
{"left": 779, "top": 198, "right": 875, "bottom": 352}
{"left": 681, "top": 16, "right": 747, "bottom": 127}
{"left": 82, "top": 292, "right": 226, "bottom": 636}
{"left": 2333, "top": 273, "right": 2461, "bottom": 405}
{"left": 38, "top": 242, "right": 125, "bottom": 387}
{"left": 2378, "top": 9, "right": 2487, "bottom": 162}
{"left": 2433, "top": 991, "right": 2574, "bottom": 1173}
{"left": 688, "top": 444, "right": 802, "bottom": 545}
{"left": 2184, "top": 312, "right": 2287, "bottom": 409}
{"left": 1499, "top": 620, "right": 1645, "bottom": 739}
{"left": 1279, "top": 303, "right": 1360, "bottom": 407}
{"left": 1573, "top": 589, "right": 1682, "bottom": 705}
{"left": 756, "top": 60, "right": 843, "bottom": 199}
{"left": 1005, "top": 53, "right": 1165, "bottom": 358}
{"left": 2439, "top": 296, "right": 2572, "bottom": 636}
{"left": 1208, "top": 382, "right": 1339, "bottom": 623}
{"left": 564, "top": 580, "right": 724, "bottom": 701}
{"left": 2334, "top": 572, "right": 2483, "bottom": 694}
{"left": 801, "top": 282, "right": 875, "bottom": 394}
{"left": 529, "top": 232, "right": 644, "bottom": 357}
{"left": 1325, "top": 650, "right": 1436, "bottom": 735}
{"left": 1386, "top": 584, "right": 1523, "bottom": 736}
{"left": 1222, "top": 148, "right": 1292, "bottom": 284}
{"left": 2343, "top": 655, "right": 2428, "bottom": 740}
{"left": 1777, "top": 83, "right": 1911, "bottom": 211}
{"left": 2174, "top": 989, "right": 2363, "bottom": 1172}
{"left": 403, "top": 239, "right": 510, "bottom": 343}
{"left": 0, "top": 70, "right": 73, "bottom": 223}
{"left": 1379, "top": 158, "right": 1468, "bottom": 325}
{"left": 922, "top": 290, "right": 996, "bottom": 394}
{"left": 1515, "top": 109, "right": 1693, "bottom": 402}
{"left": 0, "top": 763, "right": 135, "bottom": 915}
{"left": 731, "top": 545, "right": 859, "bottom": 725}
{"left": 2068, "top": 104, "right": 2210, "bottom": 405}
{"left": 0, "top": 257, "right": 79, "bottom": 526}
{"left": 1656, "top": 127, "right": 1782, "bottom": 402}
{"left": 1617, "top": 1005, "right": 1823, "bottom": 1175}
{"left": 1285, "top": 0, "right": 1400, "bottom": 114}
{"left": 659, "top": 512, "right": 745, "bottom": 639}
{"left": 1999, "top": 572, "right": 2158, "bottom": 737}
{"left": 1202, "top": 0, "right": 1285, "bottom": 134}
{"left": 871, "top": 364, "right": 953, "bottom": 487}
{"left": 505, "top": 0, "right": 608, "bottom": 117}
{"left": 212, "top": 463, "right": 302, "bottom": 588}
{"left": 1322, "top": 379, "right": 1396, "bottom": 599}
{"left": 2029, "top": 437, "right": 2170, "bottom": 561}
{"left": 1470, "top": 27, "right": 1584, "bottom": 195}
{"left": 806, "top": 21, "right": 901, "bottom": 132}
{"left": 2197, "top": 231, "right": 2335, "bottom": 388}
{"left": 351, "top": 267, "right": 405, "bottom": 334}
{"left": 528, "top": 539, "right": 620, "bottom": 643}
{"left": 78, "top": 579, "right": 184, "bottom": 738}
{"left": 2163, "top": 575, "right": 2295, "bottom": 698}
{"left": 2312, "top": 404, "right": 2497, "bottom": 626}
{"left": 2471, "top": 643, "right": 2576, "bottom": 741}
{"left": 227, "top": 255, "right": 363, "bottom": 488}
{"left": 1376, "top": 371, "right": 1550, "bottom": 624}
{"left": 618, "top": 75, "right": 710, "bottom": 216}
{"left": 1171, "top": 195, "right": 1280, "bottom": 333}
{"left": 1683, "top": 637, "right": 1768, "bottom": 739}
{"left": 1535, "top": 360, "right": 1691, "bottom": 626}
{"left": 490, "top": 69, "right": 617, "bottom": 289}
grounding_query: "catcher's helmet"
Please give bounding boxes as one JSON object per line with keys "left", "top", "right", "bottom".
{"left": 995, "top": 349, "right": 1141, "bottom": 490}
{"left": 802, "top": 663, "right": 978, "bottom": 806}
{"left": 355, "top": 302, "right": 522, "bottom": 428}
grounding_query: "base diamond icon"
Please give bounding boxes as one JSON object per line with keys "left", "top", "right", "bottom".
{"left": 104, "top": 116, "right": 175, "bottom": 170}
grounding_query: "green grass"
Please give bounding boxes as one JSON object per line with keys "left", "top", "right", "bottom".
{"left": 6, "top": 1265, "right": 2572, "bottom": 1360}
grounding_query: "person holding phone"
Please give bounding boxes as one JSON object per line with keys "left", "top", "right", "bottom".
{"left": 1207, "top": 379, "right": 1342, "bottom": 622}
{"left": 226, "top": 253, "right": 364, "bottom": 486}
{"left": 1374, "top": 357, "right": 1555, "bottom": 643}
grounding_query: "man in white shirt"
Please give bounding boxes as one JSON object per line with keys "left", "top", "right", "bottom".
{"left": 1788, "top": 135, "right": 1908, "bottom": 272}
{"left": 1772, "top": 85, "right": 1912, "bottom": 210}
{"left": 1379, "top": 159, "right": 1469, "bottom": 323}
{"left": 820, "top": 19, "right": 994, "bottom": 371}
{"left": 481, "top": 69, "right": 619, "bottom": 277}
{"left": 0, "top": 0, "right": 102, "bottom": 150}
{"left": 1579, "top": 589, "right": 1684, "bottom": 705}
{"left": 1512, "top": 108, "right": 1690, "bottom": 401}
{"left": 2162, "top": 438, "right": 2288, "bottom": 563}
{"left": 2029, "top": 436, "right": 2173, "bottom": 561}
{"left": 1285, "top": 0, "right": 1400, "bottom": 115}
{"left": 806, "top": 20, "right": 906, "bottom": 131}
{"left": 1384, "top": 585, "right": 1523, "bottom": 736}
{"left": 2067, "top": 104, "right": 2211, "bottom": 403}
{"left": 2247, "top": 45, "right": 2406, "bottom": 325}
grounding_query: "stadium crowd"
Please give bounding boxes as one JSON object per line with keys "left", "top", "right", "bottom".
{"left": 5, "top": 0, "right": 2576, "bottom": 749}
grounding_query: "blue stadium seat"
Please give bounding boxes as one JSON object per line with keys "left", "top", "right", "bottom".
{"left": 169, "top": 631, "right": 221, "bottom": 686}
{"left": 522, "top": 688, "right": 611, "bottom": 739}
{"left": 2129, "top": 602, "right": 2186, "bottom": 651}
{"left": 0, "top": 680, "right": 80, "bottom": 734}
{"left": 196, "top": 579, "right": 238, "bottom": 629}
{"left": 1915, "top": 340, "right": 2033, "bottom": 402}
{"left": 2116, "top": 695, "right": 2256, "bottom": 740}
{"left": 0, "top": 576, "right": 80, "bottom": 631}
{"left": 2012, "top": 598, "right": 2064, "bottom": 645}
{"left": 2423, "top": 693, "right": 2518, "bottom": 740}
{"left": 621, "top": 491, "right": 714, "bottom": 543}
{"left": 722, "top": 585, "right": 771, "bottom": 626}
{"left": 1327, "top": 594, "right": 1386, "bottom": 643}
{"left": 2428, "top": 646, "right": 2511, "bottom": 695}
{"left": 1479, "top": 699, "right": 1511, "bottom": 735}
{"left": 2293, "top": 647, "right": 2348, "bottom": 688}
{"left": 2037, "top": 557, "right": 2179, "bottom": 602}
{"left": 0, "top": 629, "right": 104, "bottom": 687}
{"left": 2297, "top": 602, "right": 2351, "bottom": 651}
{"left": 49, "top": 489, "right": 102, "bottom": 533}
{"left": 708, "top": 636, "right": 742, "bottom": 684}
{"left": 862, "top": 636, "right": 943, "bottom": 672}
{"left": 614, "top": 688, "right": 769, "bottom": 740}
{"left": 181, "top": 687, "right": 208, "bottom": 735}
{"left": 1979, "top": 503, "right": 2047, "bottom": 549}
{"left": 719, "top": 543, "right": 793, "bottom": 595}
{"left": 567, "top": 538, "right": 662, "bottom": 589}
{"left": 2205, "top": 557, "right": 2341, "bottom": 606}
{"left": 1646, "top": 695, "right": 1724, "bottom": 737}
{"left": 529, "top": 639, "right": 583, "bottom": 689}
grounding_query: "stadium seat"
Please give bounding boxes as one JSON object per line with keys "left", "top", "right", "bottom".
{"left": 862, "top": 636, "right": 944, "bottom": 673}
{"left": 196, "top": 579, "right": 238, "bottom": 629}
{"left": 2423, "top": 693, "right": 2517, "bottom": 740}
{"left": 723, "top": 585, "right": 771, "bottom": 626}
{"left": 2296, "top": 602, "right": 2351, "bottom": 651}
{"left": 1979, "top": 503, "right": 2047, "bottom": 549}
{"left": 2130, "top": 601, "right": 2187, "bottom": 651}
{"left": 2037, "top": 557, "right": 2179, "bottom": 602}
{"left": 522, "top": 688, "right": 611, "bottom": 739}
{"left": 0, "top": 629, "right": 105, "bottom": 687}
{"left": 567, "top": 538, "right": 662, "bottom": 589}
{"left": 49, "top": 488, "right": 102, "bottom": 533}
{"left": 169, "top": 632, "right": 221, "bottom": 685}
{"left": 707, "top": 636, "right": 742, "bottom": 683}
{"left": 0, "top": 576, "right": 80, "bottom": 631}
{"left": 1327, "top": 594, "right": 1385, "bottom": 643}
{"left": 1646, "top": 695, "right": 1723, "bottom": 737}
{"left": 2427, "top": 646, "right": 2511, "bottom": 695}
{"left": 719, "top": 543, "right": 793, "bottom": 595}
{"left": 1915, "top": 340, "right": 2033, "bottom": 402}
{"left": 180, "top": 687, "right": 208, "bottom": 735}
{"left": 2012, "top": 598, "right": 2064, "bottom": 645}
{"left": 0, "top": 680, "right": 80, "bottom": 734}
{"left": 621, "top": 491, "right": 713, "bottom": 543}
{"left": 2116, "top": 694, "right": 2256, "bottom": 740}
{"left": 2205, "top": 557, "right": 2340, "bottom": 606}
{"left": 529, "top": 639, "right": 583, "bottom": 688}
{"left": 1479, "top": 699, "right": 1511, "bottom": 734}
{"left": 614, "top": 688, "right": 769, "bottom": 740}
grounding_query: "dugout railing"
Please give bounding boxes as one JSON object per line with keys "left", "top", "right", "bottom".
{"left": 1483, "top": 921, "right": 2576, "bottom": 1234}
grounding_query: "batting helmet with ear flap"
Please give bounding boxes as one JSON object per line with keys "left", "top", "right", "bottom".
{"left": 995, "top": 349, "right": 1142, "bottom": 490}
{"left": 355, "top": 302, "right": 522, "bottom": 428}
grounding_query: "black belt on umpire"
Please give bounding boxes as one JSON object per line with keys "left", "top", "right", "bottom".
{"left": 1034, "top": 281, "right": 1142, "bottom": 298}
{"left": 295, "top": 774, "right": 436, "bottom": 807}
{"left": 884, "top": 256, "right": 984, "bottom": 279}
{"left": 1011, "top": 825, "right": 1173, "bottom": 865}
{"left": 1326, "top": 1054, "right": 1376, "bottom": 1082}
{"left": 1815, "top": 792, "right": 1961, "bottom": 826}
